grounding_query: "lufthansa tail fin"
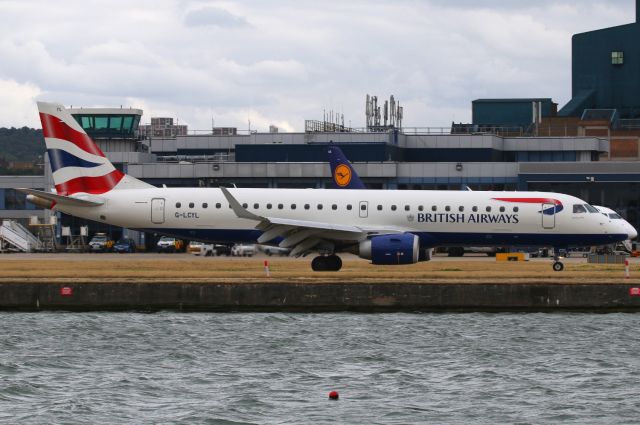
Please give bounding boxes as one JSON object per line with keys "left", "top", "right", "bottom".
{"left": 37, "top": 101, "right": 152, "bottom": 196}
{"left": 327, "top": 143, "right": 366, "bottom": 189}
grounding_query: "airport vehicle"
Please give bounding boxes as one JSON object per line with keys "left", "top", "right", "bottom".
{"left": 231, "top": 244, "right": 256, "bottom": 257}
{"left": 156, "top": 236, "right": 183, "bottom": 253}
{"left": 188, "top": 241, "right": 214, "bottom": 256}
{"left": 20, "top": 102, "right": 636, "bottom": 272}
{"left": 88, "top": 233, "right": 114, "bottom": 252}
{"left": 113, "top": 237, "right": 136, "bottom": 253}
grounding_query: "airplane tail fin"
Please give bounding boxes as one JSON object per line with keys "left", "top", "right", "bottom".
{"left": 37, "top": 101, "right": 152, "bottom": 195}
{"left": 327, "top": 142, "right": 366, "bottom": 189}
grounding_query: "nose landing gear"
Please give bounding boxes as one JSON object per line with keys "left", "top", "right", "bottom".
{"left": 552, "top": 248, "right": 565, "bottom": 271}
{"left": 311, "top": 255, "right": 342, "bottom": 271}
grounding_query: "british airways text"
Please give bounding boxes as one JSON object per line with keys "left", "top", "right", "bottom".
{"left": 417, "top": 213, "right": 519, "bottom": 224}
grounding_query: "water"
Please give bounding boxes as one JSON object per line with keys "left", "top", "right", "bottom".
{"left": 0, "top": 313, "right": 638, "bottom": 424}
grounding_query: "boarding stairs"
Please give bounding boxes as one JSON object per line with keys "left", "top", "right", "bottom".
{"left": 0, "top": 220, "right": 42, "bottom": 252}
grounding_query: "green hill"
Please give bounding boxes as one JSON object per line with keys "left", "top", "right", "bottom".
{"left": 0, "top": 127, "right": 45, "bottom": 175}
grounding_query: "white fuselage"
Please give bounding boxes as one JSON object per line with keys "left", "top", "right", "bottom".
{"left": 55, "top": 188, "right": 630, "bottom": 249}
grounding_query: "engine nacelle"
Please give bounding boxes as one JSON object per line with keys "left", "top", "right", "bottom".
{"left": 359, "top": 233, "right": 420, "bottom": 265}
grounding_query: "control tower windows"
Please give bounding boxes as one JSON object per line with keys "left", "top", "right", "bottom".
{"left": 611, "top": 51, "right": 624, "bottom": 66}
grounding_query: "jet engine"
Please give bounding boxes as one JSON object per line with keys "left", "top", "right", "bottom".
{"left": 26, "top": 194, "right": 54, "bottom": 209}
{"left": 359, "top": 233, "right": 420, "bottom": 265}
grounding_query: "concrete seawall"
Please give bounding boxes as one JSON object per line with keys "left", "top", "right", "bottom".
{"left": 1, "top": 282, "right": 640, "bottom": 312}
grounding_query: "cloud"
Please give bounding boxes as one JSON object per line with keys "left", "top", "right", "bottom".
{"left": 0, "top": 0, "right": 636, "bottom": 131}
{"left": 184, "top": 6, "right": 249, "bottom": 28}
{"left": 0, "top": 79, "right": 41, "bottom": 128}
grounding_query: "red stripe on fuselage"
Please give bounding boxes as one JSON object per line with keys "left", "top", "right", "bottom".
{"left": 54, "top": 169, "right": 124, "bottom": 195}
{"left": 39, "top": 112, "right": 106, "bottom": 157}
{"left": 492, "top": 197, "right": 561, "bottom": 206}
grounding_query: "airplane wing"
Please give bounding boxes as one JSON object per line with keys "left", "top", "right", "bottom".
{"left": 220, "top": 187, "right": 402, "bottom": 256}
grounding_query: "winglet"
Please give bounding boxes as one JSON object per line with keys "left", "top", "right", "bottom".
{"left": 219, "top": 187, "right": 262, "bottom": 221}
{"left": 327, "top": 142, "right": 366, "bottom": 189}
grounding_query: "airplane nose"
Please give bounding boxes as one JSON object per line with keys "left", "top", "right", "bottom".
{"left": 629, "top": 226, "right": 638, "bottom": 240}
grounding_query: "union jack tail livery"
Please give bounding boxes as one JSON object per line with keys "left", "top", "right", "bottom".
{"left": 37, "top": 102, "right": 150, "bottom": 196}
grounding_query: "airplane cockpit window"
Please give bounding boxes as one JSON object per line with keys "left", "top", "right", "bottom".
{"left": 609, "top": 213, "right": 622, "bottom": 219}
{"left": 584, "top": 204, "right": 599, "bottom": 213}
{"left": 573, "top": 204, "right": 587, "bottom": 213}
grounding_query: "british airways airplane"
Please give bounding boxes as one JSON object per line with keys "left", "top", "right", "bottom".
{"left": 19, "top": 102, "right": 636, "bottom": 272}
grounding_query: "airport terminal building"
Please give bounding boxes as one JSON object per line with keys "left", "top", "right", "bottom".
{"left": 2, "top": 1, "right": 640, "bottom": 249}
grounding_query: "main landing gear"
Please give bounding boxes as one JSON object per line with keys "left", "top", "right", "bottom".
{"left": 552, "top": 249, "right": 565, "bottom": 272}
{"left": 311, "top": 255, "right": 342, "bottom": 271}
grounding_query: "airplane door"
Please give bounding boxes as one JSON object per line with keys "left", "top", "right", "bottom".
{"left": 359, "top": 201, "right": 368, "bottom": 218}
{"left": 541, "top": 203, "right": 555, "bottom": 229}
{"left": 151, "top": 198, "right": 165, "bottom": 224}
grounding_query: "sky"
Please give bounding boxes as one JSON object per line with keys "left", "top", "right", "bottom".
{"left": 0, "top": 0, "right": 636, "bottom": 131}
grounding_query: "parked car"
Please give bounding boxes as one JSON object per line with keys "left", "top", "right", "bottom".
{"left": 231, "top": 244, "right": 256, "bottom": 257}
{"left": 113, "top": 237, "right": 137, "bottom": 253}
{"left": 156, "top": 236, "right": 184, "bottom": 253}
{"left": 88, "top": 233, "right": 114, "bottom": 252}
{"left": 188, "top": 241, "right": 214, "bottom": 256}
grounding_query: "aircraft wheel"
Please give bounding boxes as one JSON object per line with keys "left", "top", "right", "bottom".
{"left": 552, "top": 261, "right": 564, "bottom": 272}
{"left": 328, "top": 255, "right": 342, "bottom": 271}
{"left": 311, "top": 256, "right": 326, "bottom": 271}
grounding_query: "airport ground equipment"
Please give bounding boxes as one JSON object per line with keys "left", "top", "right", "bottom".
{"left": 0, "top": 220, "right": 42, "bottom": 252}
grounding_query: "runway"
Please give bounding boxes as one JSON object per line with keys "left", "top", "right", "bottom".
{"left": 1, "top": 253, "right": 639, "bottom": 312}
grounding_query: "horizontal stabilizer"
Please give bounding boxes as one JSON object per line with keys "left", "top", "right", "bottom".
{"left": 17, "top": 188, "right": 104, "bottom": 207}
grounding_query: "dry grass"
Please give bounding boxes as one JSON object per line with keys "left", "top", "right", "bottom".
{"left": 0, "top": 255, "right": 638, "bottom": 284}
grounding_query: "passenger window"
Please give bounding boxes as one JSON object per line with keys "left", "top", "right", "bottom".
{"left": 459, "top": 206, "right": 464, "bottom": 212}
{"left": 267, "top": 203, "right": 272, "bottom": 209}
{"left": 404, "top": 205, "right": 410, "bottom": 211}
{"left": 431, "top": 206, "right": 437, "bottom": 211}
{"left": 360, "top": 204, "right": 366, "bottom": 211}
{"left": 573, "top": 204, "right": 587, "bottom": 213}
{"left": 391, "top": 205, "right": 397, "bottom": 211}
{"left": 486, "top": 206, "right": 491, "bottom": 212}
{"left": 445, "top": 206, "right": 451, "bottom": 212}
{"left": 472, "top": 206, "right": 478, "bottom": 212}
{"left": 215, "top": 203, "right": 221, "bottom": 209}
{"left": 176, "top": 202, "right": 181, "bottom": 208}
{"left": 278, "top": 204, "right": 283, "bottom": 209}
{"left": 304, "top": 204, "right": 310, "bottom": 210}
{"left": 347, "top": 204, "right": 352, "bottom": 210}
{"left": 203, "top": 203, "right": 208, "bottom": 209}
{"left": 331, "top": 204, "right": 337, "bottom": 210}
{"left": 513, "top": 207, "right": 519, "bottom": 212}
{"left": 317, "top": 204, "right": 323, "bottom": 210}
{"left": 499, "top": 206, "right": 505, "bottom": 212}
{"left": 242, "top": 203, "right": 248, "bottom": 208}
{"left": 291, "top": 204, "right": 297, "bottom": 210}
{"left": 253, "top": 203, "right": 259, "bottom": 209}
{"left": 377, "top": 205, "right": 383, "bottom": 211}
{"left": 189, "top": 202, "right": 194, "bottom": 209}
{"left": 418, "top": 205, "right": 424, "bottom": 212}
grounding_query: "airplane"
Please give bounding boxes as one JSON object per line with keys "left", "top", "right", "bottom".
{"left": 327, "top": 142, "right": 366, "bottom": 189}
{"left": 19, "top": 102, "right": 636, "bottom": 272}
{"left": 594, "top": 205, "right": 636, "bottom": 252}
